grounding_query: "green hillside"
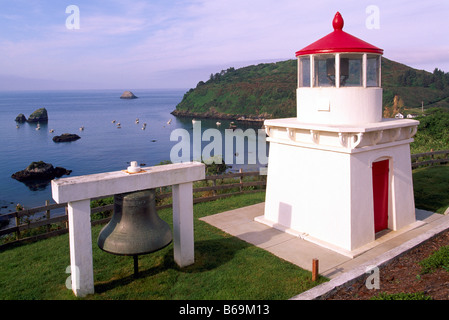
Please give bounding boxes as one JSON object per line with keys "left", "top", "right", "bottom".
{"left": 172, "top": 57, "right": 449, "bottom": 120}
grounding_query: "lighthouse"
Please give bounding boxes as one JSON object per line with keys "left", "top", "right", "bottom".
{"left": 256, "top": 12, "right": 420, "bottom": 256}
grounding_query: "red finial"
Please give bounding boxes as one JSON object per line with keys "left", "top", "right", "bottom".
{"left": 332, "top": 12, "right": 344, "bottom": 30}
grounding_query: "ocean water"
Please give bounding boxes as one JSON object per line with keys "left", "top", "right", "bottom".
{"left": 0, "top": 89, "right": 266, "bottom": 216}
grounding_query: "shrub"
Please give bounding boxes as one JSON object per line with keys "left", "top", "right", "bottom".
{"left": 371, "top": 292, "right": 432, "bottom": 300}
{"left": 419, "top": 245, "right": 449, "bottom": 274}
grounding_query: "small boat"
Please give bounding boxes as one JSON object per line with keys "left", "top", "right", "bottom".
{"left": 36, "top": 123, "right": 40, "bottom": 130}
{"left": 167, "top": 119, "right": 172, "bottom": 125}
{"left": 135, "top": 118, "right": 139, "bottom": 124}
{"left": 112, "top": 120, "right": 116, "bottom": 123}
{"left": 192, "top": 119, "right": 196, "bottom": 123}
{"left": 216, "top": 121, "right": 221, "bottom": 126}
{"left": 79, "top": 126, "right": 84, "bottom": 131}
{"left": 49, "top": 129, "right": 54, "bottom": 133}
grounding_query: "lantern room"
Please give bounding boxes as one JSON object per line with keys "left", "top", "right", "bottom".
{"left": 295, "top": 12, "right": 383, "bottom": 125}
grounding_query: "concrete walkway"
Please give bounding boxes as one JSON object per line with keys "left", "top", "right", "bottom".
{"left": 199, "top": 202, "right": 449, "bottom": 299}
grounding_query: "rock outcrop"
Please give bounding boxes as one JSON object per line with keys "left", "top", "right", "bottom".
{"left": 11, "top": 161, "right": 72, "bottom": 182}
{"left": 120, "top": 91, "right": 138, "bottom": 99}
{"left": 27, "top": 108, "right": 48, "bottom": 122}
{"left": 15, "top": 114, "right": 27, "bottom": 122}
{"left": 52, "top": 133, "right": 81, "bottom": 142}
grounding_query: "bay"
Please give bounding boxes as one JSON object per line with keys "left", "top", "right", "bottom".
{"left": 0, "top": 89, "right": 266, "bottom": 219}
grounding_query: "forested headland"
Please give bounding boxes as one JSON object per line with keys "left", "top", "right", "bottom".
{"left": 173, "top": 57, "right": 449, "bottom": 119}
{"left": 172, "top": 57, "right": 449, "bottom": 152}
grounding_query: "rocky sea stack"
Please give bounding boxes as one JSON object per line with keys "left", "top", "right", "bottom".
{"left": 52, "top": 133, "right": 81, "bottom": 142}
{"left": 11, "top": 161, "right": 71, "bottom": 182}
{"left": 27, "top": 108, "right": 48, "bottom": 122}
{"left": 15, "top": 113, "right": 27, "bottom": 123}
{"left": 120, "top": 91, "right": 138, "bottom": 99}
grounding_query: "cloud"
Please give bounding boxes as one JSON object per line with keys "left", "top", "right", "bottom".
{"left": 76, "top": 15, "right": 147, "bottom": 36}
{"left": 126, "top": 0, "right": 312, "bottom": 69}
{"left": 1, "top": 0, "right": 449, "bottom": 90}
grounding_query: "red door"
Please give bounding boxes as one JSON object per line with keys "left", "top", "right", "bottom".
{"left": 372, "top": 160, "right": 389, "bottom": 233}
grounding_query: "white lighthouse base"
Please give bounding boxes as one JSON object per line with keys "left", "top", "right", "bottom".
{"left": 259, "top": 118, "right": 419, "bottom": 255}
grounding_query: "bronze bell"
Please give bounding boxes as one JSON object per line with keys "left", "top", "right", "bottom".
{"left": 97, "top": 189, "right": 172, "bottom": 276}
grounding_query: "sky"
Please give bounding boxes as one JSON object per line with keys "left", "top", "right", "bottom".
{"left": 0, "top": 0, "right": 448, "bottom": 90}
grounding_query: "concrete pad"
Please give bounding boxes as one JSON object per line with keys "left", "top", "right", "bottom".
{"left": 200, "top": 202, "right": 449, "bottom": 288}
{"left": 200, "top": 203, "right": 352, "bottom": 277}
{"left": 266, "top": 237, "right": 350, "bottom": 277}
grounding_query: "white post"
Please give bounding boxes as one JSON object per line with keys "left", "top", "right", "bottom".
{"left": 172, "top": 182, "right": 194, "bottom": 267}
{"left": 310, "top": 54, "right": 315, "bottom": 87}
{"left": 362, "top": 53, "right": 367, "bottom": 88}
{"left": 67, "top": 199, "right": 94, "bottom": 297}
{"left": 335, "top": 53, "right": 340, "bottom": 88}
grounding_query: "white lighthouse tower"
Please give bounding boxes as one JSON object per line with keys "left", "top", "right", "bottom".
{"left": 256, "top": 12, "right": 420, "bottom": 256}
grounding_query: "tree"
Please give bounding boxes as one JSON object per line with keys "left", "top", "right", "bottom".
{"left": 392, "top": 95, "right": 405, "bottom": 115}
{"left": 383, "top": 95, "right": 405, "bottom": 118}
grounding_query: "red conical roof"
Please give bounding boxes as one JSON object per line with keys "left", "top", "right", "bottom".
{"left": 295, "top": 12, "right": 383, "bottom": 56}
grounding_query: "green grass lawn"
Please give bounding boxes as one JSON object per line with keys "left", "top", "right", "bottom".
{"left": 413, "top": 164, "right": 449, "bottom": 214}
{"left": 0, "top": 192, "right": 326, "bottom": 300}
{"left": 1, "top": 165, "right": 447, "bottom": 300}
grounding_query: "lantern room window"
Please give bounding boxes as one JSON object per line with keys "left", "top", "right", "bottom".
{"left": 297, "top": 53, "right": 381, "bottom": 88}
{"left": 298, "top": 56, "right": 310, "bottom": 87}
{"left": 339, "top": 54, "right": 362, "bottom": 87}
{"left": 314, "top": 54, "right": 335, "bottom": 87}
{"left": 367, "top": 54, "right": 381, "bottom": 87}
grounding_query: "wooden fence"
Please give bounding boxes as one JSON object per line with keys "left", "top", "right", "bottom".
{"left": 2, "top": 149, "right": 448, "bottom": 249}
{"left": 411, "top": 150, "right": 449, "bottom": 168}
{"left": 0, "top": 169, "right": 266, "bottom": 248}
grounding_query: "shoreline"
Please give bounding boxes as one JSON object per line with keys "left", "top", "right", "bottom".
{"left": 170, "top": 109, "right": 267, "bottom": 127}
